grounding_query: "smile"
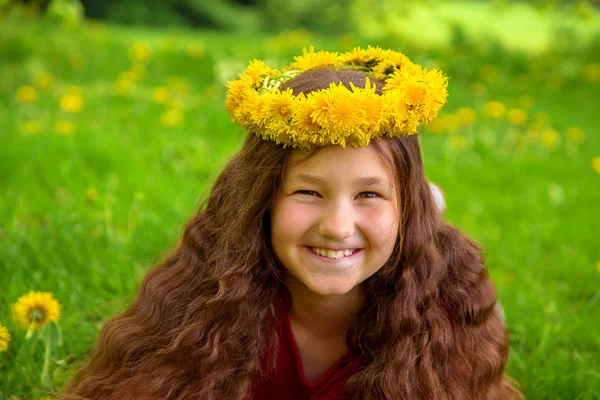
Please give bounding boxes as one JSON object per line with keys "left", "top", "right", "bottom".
{"left": 307, "top": 246, "right": 360, "bottom": 260}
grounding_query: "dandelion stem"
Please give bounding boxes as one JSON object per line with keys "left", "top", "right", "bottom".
{"left": 41, "top": 329, "right": 52, "bottom": 387}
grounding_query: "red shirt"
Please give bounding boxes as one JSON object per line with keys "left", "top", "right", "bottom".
{"left": 251, "top": 301, "right": 363, "bottom": 400}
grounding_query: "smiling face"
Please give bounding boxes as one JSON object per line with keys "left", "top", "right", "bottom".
{"left": 270, "top": 144, "right": 400, "bottom": 298}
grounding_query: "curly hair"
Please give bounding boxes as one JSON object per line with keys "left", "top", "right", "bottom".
{"left": 62, "top": 68, "right": 523, "bottom": 400}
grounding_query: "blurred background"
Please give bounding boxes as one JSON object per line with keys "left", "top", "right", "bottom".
{"left": 1, "top": 0, "right": 599, "bottom": 398}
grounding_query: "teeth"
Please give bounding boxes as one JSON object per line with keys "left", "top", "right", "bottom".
{"left": 311, "top": 247, "right": 355, "bottom": 259}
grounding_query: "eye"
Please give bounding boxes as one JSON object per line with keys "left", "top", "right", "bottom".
{"left": 294, "top": 190, "right": 320, "bottom": 197}
{"left": 357, "top": 192, "right": 380, "bottom": 199}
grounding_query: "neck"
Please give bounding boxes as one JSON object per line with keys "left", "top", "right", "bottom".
{"left": 284, "top": 276, "right": 364, "bottom": 338}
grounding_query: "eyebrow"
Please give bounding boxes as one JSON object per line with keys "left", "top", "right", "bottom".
{"left": 293, "top": 174, "right": 389, "bottom": 187}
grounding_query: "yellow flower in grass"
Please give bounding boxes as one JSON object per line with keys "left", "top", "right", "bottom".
{"left": 596, "top": 261, "right": 600, "bottom": 273}
{"left": 23, "top": 120, "right": 41, "bottom": 135}
{"left": 566, "top": 127, "right": 585, "bottom": 144}
{"left": 16, "top": 85, "right": 38, "bottom": 104}
{"left": 584, "top": 63, "right": 600, "bottom": 83}
{"left": 455, "top": 107, "right": 476, "bottom": 126}
{"left": 186, "top": 41, "right": 205, "bottom": 59}
{"left": 161, "top": 108, "right": 184, "bottom": 127}
{"left": 129, "top": 42, "right": 151, "bottom": 62}
{"left": 35, "top": 72, "right": 54, "bottom": 90}
{"left": 0, "top": 322, "right": 10, "bottom": 352}
{"left": 55, "top": 120, "right": 75, "bottom": 136}
{"left": 12, "top": 292, "right": 60, "bottom": 335}
{"left": 541, "top": 127, "right": 560, "bottom": 149}
{"left": 592, "top": 157, "right": 600, "bottom": 175}
{"left": 507, "top": 108, "right": 528, "bottom": 126}
{"left": 152, "top": 86, "right": 170, "bottom": 104}
{"left": 483, "top": 101, "right": 506, "bottom": 119}
{"left": 60, "top": 94, "right": 84, "bottom": 113}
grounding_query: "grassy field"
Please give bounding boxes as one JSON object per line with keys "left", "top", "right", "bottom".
{"left": 0, "top": 12, "right": 599, "bottom": 400}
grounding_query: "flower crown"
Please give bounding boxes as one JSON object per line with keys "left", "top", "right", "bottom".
{"left": 225, "top": 46, "right": 449, "bottom": 148}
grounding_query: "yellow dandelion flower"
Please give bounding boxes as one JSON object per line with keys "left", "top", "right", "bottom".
{"left": 129, "top": 42, "right": 151, "bottom": 62}
{"left": 324, "top": 85, "right": 364, "bottom": 137}
{"left": 35, "top": 72, "right": 54, "bottom": 90}
{"left": 60, "top": 94, "right": 84, "bottom": 113}
{"left": 12, "top": 291, "right": 60, "bottom": 333}
{"left": 263, "top": 89, "right": 296, "bottom": 124}
{"left": 293, "top": 101, "right": 321, "bottom": 136}
{"left": 85, "top": 188, "right": 98, "bottom": 202}
{"left": 455, "top": 107, "right": 476, "bottom": 126}
{"left": 342, "top": 46, "right": 385, "bottom": 66}
{"left": 152, "top": 86, "right": 170, "bottom": 104}
{"left": 115, "top": 78, "right": 135, "bottom": 95}
{"left": 541, "top": 127, "right": 560, "bottom": 149}
{"left": 427, "top": 114, "right": 460, "bottom": 134}
{"left": 16, "top": 85, "right": 38, "bottom": 104}
{"left": 242, "top": 59, "right": 272, "bottom": 85}
{"left": 592, "top": 157, "right": 600, "bottom": 175}
{"left": 55, "top": 120, "right": 75, "bottom": 136}
{"left": 584, "top": 63, "right": 600, "bottom": 83}
{"left": 404, "top": 82, "right": 428, "bottom": 109}
{"left": 372, "top": 51, "right": 409, "bottom": 81}
{"left": 566, "top": 127, "right": 585, "bottom": 144}
{"left": 161, "top": 108, "right": 184, "bottom": 127}
{"left": 450, "top": 135, "right": 468, "bottom": 151}
{"left": 0, "top": 322, "right": 10, "bottom": 352}
{"left": 483, "top": 101, "right": 506, "bottom": 119}
{"left": 381, "top": 90, "right": 411, "bottom": 134}
{"left": 507, "top": 108, "right": 528, "bottom": 126}
{"left": 350, "top": 80, "right": 382, "bottom": 133}
{"left": 291, "top": 47, "right": 340, "bottom": 71}
{"left": 186, "top": 41, "right": 205, "bottom": 59}
{"left": 23, "top": 120, "right": 41, "bottom": 135}
{"left": 596, "top": 261, "right": 600, "bottom": 273}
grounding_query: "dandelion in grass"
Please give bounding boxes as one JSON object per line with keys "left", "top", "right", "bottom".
{"left": 86, "top": 188, "right": 99, "bottom": 203}
{"left": 130, "top": 42, "right": 151, "bottom": 62}
{"left": 116, "top": 78, "right": 135, "bottom": 95}
{"left": 60, "top": 94, "right": 84, "bottom": 113}
{"left": 35, "top": 72, "right": 54, "bottom": 90}
{"left": 186, "top": 41, "right": 205, "bottom": 59}
{"left": 161, "top": 108, "right": 184, "bottom": 127}
{"left": 455, "top": 107, "right": 476, "bottom": 126}
{"left": 12, "top": 291, "right": 60, "bottom": 338}
{"left": 596, "top": 261, "right": 600, "bottom": 274}
{"left": 583, "top": 63, "right": 600, "bottom": 83}
{"left": 566, "top": 127, "right": 585, "bottom": 144}
{"left": 16, "top": 85, "right": 39, "bottom": 104}
{"left": 55, "top": 120, "right": 75, "bottom": 136}
{"left": 592, "top": 157, "right": 600, "bottom": 175}
{"left": 0, "top": 322, "right": 10, "bottom": 352}
{"left": 23, "top": 120, "right": 41, "bottom": 135}
{"left": 152, "top": 87, "right": 170, "bottom": 104}
{"left": 507, "top": 108, "right": 528, "bottom": 126}
{"left": 482, "top": 101, "right": 506, "bottom": 119}
{"left": 541, "top": 128, "right": 560, "bottom": 150}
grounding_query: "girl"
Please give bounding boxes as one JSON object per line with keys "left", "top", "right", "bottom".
{"left": 63, "top": 47, "right": 523, "bottom": 399}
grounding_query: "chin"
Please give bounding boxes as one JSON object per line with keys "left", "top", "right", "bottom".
{"left": 307, "top": 280, "right": 357, "bottom": 297}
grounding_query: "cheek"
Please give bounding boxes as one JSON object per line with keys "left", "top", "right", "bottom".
{"left": 361, "top": 206, "right": 399, "bottom": 248}
{"left": 272, "top": 202, "right": 317, "bottom": 240}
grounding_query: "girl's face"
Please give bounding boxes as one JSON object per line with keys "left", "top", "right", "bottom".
{"left": 271, "top": 144, "right": 399, "bottom": 297}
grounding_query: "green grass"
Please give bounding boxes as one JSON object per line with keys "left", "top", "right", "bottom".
{"left": 0, "top": 15, "right": 599, "bottom": 400}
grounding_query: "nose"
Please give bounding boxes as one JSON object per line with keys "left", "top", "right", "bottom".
{"left": 318, "top": 203, "right": 355, "bottom": 240}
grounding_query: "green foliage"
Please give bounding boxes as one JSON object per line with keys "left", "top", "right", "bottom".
{"left": 0, "top": 10, "right": 599, "bottom": 400}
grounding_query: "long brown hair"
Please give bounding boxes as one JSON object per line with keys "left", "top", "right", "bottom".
{"left": 63, "top": 68, "right": 523, "bottom": 399}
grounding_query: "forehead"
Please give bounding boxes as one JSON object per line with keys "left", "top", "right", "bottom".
{"left": 285, "top": 144, "right": 394, "bottom": 182}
